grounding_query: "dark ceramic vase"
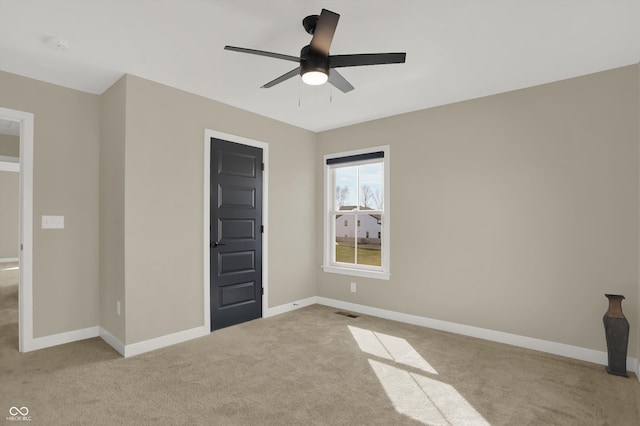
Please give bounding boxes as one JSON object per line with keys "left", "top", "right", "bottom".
{"left": 603, "top": 294, "right": 629, "bottom": 377}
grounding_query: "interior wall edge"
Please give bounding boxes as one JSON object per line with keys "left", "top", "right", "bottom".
{"left": 99, "top": 327, "right": 125, "bottom": 356}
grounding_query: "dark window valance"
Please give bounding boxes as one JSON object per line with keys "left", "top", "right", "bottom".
{"left": 326, "top": 151, "right": 384, "bottom": 165}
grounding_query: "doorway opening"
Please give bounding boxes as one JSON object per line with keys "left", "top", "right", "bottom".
{"left": 0, "top": 128, "right": 20, "bottom": 351}
{"left": 0, "top": 107, "right": 34, "bottom": 352}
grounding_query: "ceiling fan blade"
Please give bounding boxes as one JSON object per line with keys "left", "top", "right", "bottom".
{"left": 329, "top": 69, "right": 354, "bottom": 93}
{"left": 261, "top": 67, "right": 301, "bottom": 88}
{"left": 330, "top": 53, "right": 406, "bottom": 68}
{"left": 224, "top": 46, "right": 300, "bottom": 63}
{"left": 309, "top": 9, "right": 340, "bottom": 56}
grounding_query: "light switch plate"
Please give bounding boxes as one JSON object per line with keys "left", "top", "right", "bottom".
{"left": 42, "top": 215, "right": 64, "bottom": 229}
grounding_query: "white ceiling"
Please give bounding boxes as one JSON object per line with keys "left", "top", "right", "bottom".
{"left": 1, "top": 1, "right": 639, "bottom": 132}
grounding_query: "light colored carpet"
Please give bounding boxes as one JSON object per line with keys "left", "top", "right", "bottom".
{"left": 1, "top": 272, "right": 639, "bottom": 425}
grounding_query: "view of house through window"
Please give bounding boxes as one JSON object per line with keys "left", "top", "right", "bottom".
{"left": 334, "top": 161, "right": 384, "bottom": 266}
{"left": 324, "top": 147, "right": 389, "bottom": 280}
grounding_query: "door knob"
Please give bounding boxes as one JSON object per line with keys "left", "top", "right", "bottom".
{"left": 212, "top": 241, "right": 226, "bottom": 247}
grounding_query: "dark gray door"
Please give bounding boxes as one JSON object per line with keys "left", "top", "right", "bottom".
{"left": 210, "top": 138, "right": 263, "bottom": 330}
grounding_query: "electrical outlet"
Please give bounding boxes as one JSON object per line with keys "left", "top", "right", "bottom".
{"left": 350, "top": 282, "right": 357, "bottom": 293}
{"left": 116, "top": 301, "right": 121, "bottom": 316}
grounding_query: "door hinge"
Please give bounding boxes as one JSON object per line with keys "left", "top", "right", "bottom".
{"left": 261, "top": 225, "right": 264, "bottom": 233}
{"left": 261, "top": 162, "right": 264, "bottom": 171}
{"left": 261, "top": 287, "right": 264, "bottom": 295}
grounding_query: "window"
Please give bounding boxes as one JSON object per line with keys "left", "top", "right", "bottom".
{"left": 323, "top": 146, "right": 390, "bottom": 280}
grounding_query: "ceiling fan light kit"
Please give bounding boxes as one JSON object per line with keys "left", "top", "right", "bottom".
{"left": 301, "top": 70, "right": 328, "bottom": 85}
{"left": 300, "top": 45, "right": 329, "bottom": 85}
{"left": 224, "top": 8, "right": 406, "bottom": 93}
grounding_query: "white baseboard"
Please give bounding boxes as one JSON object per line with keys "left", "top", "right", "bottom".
{"left": 315, "top": 297, "right": 639, "bottom": 381}
{"left": 264, "top": 296, "right": 317, "bottom": 318}
{"left": 98, "top": 296, "right": 317, "bottom": 358}
{"left": 119, "top": 297, "right": 315, "bottom": 357}
{"left": 23, "top": 326, "right": 99, "bottom": 352}
{"left": 21, "top": 324, "right": 206, "bottom": 358}
{"left": 99, "top": 327, "right": 125, "bottom": 356}
{"left": 0, "top": 159, "right": 19, "bottom": 172}
{"left": 122, "top": 326, "right": 209, "bottom": 358}
{"left": 21, "top": 297, "right": 639, "bottom": 383}
{"left": 0, "top": 258, "right": 19, "bottom": 263}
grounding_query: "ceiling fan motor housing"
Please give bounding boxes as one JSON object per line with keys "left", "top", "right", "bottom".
{"left": 299, "top": 45, "right": 329, "bottom": 77}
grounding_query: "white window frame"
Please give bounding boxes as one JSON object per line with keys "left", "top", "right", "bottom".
{"left": 322, "top": 145, "right": 390, "bottom": 280}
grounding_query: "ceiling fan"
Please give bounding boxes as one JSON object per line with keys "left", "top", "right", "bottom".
{"left": 224, "top": 8, "right": 406, "bottom": 93}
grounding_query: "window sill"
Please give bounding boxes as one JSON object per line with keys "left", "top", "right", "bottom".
{"left": 322, "top": 265, "right": 390, "bottom": 281}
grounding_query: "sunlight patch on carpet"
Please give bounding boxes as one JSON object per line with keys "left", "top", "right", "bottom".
{"left": 348, "top": 326, "right": 437, "bottom": 374}
{"left": 368, "top": 360, "right": 489, "bottom": 425}
{"left": 349, "top": 326, "right": 489, "bottom": 425}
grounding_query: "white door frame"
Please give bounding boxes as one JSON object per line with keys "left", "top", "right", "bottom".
{"left": 0, "top": 107, "right": 34, "bottom": 352}
{"left": 203, "top": 129, "right": 269, "bottom": 331}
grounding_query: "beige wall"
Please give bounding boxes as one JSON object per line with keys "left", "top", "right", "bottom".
{"left": 99, "top": 76, "right": 127, "bottom": 342}
{"left": 121, "top": 75, "right": 316, "bottom": 344}
{"left": 0, "top": 70, "right": 101, "bottom": 337}
{"left": 3, "top": 62, "right": 637, "bottom": 363}
{"left": 0, "top": 170, "right": 19, "bottom": 258}
{"left": 317, "top": 65, "right": 639, "bottom": 357}
{"left": 0, "top": 134, "right": 19, "bottom": 157}
{"left": 0, "top": 69, "right": 316, "bottom": 347}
